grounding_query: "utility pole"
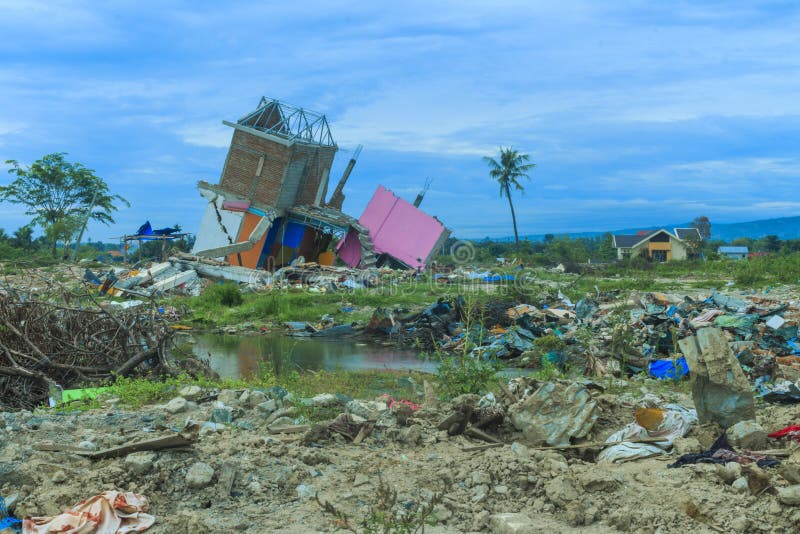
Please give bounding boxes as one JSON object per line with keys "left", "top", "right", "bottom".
{"left": 71, "top": 190, "right": 98, "bottom": 262}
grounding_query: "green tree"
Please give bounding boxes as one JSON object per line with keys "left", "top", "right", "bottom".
{"left": 12, "top": 225, "right": 34, "bottom": 250}
{"left": 484, "top": 147, "right": 535, "bottom": 248}
{"left": 1, "top": 153, "right": 128, "bottom": 257}
{"left": 691, "top": 215, "right": 711, "bottom": 240}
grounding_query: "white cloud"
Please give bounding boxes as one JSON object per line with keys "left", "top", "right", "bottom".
{"left": 178, "top": 122, "right": 231, "bottom": 149}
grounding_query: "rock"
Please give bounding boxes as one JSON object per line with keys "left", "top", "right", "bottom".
{"left": 165, "top": 397, "right": 188, "bottom": 414}
{"left": 678, "top": 328, "right": 755, "bottom": 428}
{"left": 346, "top": 399, "right": 387, "bottom": 420}
{"left": 179, "top": 385, "right": 202, "bottom": 400}
{"left": 727, "top": 420, "right": 767, "bottom": 450}
{"left": 472, "top": 510, "right": 490, "bottom": 531}
{"left": 296, "top": 484, "right": 315, "bottom": 500}
{"left": 269, "top": 417, "right": 294, "bottom": 427}
{"left": 265, "top": 407, "right": 297, "bottom": 425}
{"left": 471, "top": 484, "right": 488, "bottom": 503}
{"left": 256, "top": 399, "right": 278, "bottom": 415}
{"left": 209, "top": 408, "right": 233, "bottom": 424}
{"left": 125, "top": 452, "right": 156, "bottom": 475}
{"left": 731, "top": 477, "right": 749, "bottom": 494}
{"left": 777, "top": 485, "right": 800, "bottom": 505}
{"left": 218, "top": 389, "right": 239, "bottom": 405}
{"left": 247, "top": 391, "right": 267, "bottom": 407}
{"left": 433, "top": 504, "right": 452, "bottom": 522}
{"left": 510, "top": 441, "right": 531, "bottom": 459}
{"left": 2, "top": 494, "right": 18, "bottom": 515}
{"left": 399, "top": 424, "right": 422, "bottom": 445}
{"left": 51, "top": 470, "right": 68, "bottom": 483}
{"left": 489, "top": 512, "right": 536, "bottom": 534}
{"left": 494, "top": 485, "right": 509, "bottom": 495}
{"left": 717, "top": 462, "right": 742, "bottom": 485}
{"left": 353, "top": 473, "right": 369, "bottom": 486}
{"left": 508, "top": 382, "right": 598, "bottom": 446}
{"left": 730, "top": 516, "right": 750, "bottom": 533}
{"left": 544, "top": 478, "right": 580, "bottom": 507}
{"left": 186, "top": 462, "right": 215, "bottom": 489}
{"left": 78, "top": 440, "right": 97, "bottom": 451}
{"left": 309, "top": 393, "right": 339, "bottom": 407}
{"left": 672, "top": 437, "right": 703, "bottom": 455}
{"left": 578, "top": 470, "right": 622, "bottom": 492}
{"left": 471, "top": 471, "right": 492, "bottom": 486}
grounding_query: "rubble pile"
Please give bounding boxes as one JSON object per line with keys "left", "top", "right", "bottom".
{"left": 5, "top": 373, "right": 800, "bottom": 532}
{"left": 367, "top": 289, "right": 800, "bottom": 381}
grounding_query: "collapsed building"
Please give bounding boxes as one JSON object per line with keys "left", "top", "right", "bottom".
{"left": 191, "top": 97, "right": 449, "bottom": 271}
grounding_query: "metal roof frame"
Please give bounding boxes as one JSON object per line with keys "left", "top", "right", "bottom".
{"left": 237, "top": 97, "right": 336, "bottom": 147}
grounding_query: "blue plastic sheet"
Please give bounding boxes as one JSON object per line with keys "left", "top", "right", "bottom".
{"left": 0, "top": 496, "right": 20, "bottom": 532}
{"left": 649, "top": 357, "right": 689, "bottom": 380}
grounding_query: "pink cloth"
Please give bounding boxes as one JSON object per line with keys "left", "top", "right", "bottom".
{"left": 23, "top": 491, "right": 154, "bottom": 534}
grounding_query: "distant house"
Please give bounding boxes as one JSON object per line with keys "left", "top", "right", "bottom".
{"left": 718, "top": 246, "right": 749, "bottom": 260}
{"left": 612, "top": 228, "right": 700, "bottom": 262}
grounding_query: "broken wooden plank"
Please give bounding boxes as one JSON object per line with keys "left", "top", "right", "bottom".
{"left": 464, "top": 426, "right": 504, "bottom": 444}
{"left": 268, "top": 424, "right": 311, "bottom": 435}
{"left": 353, "top": 421, "right": 375, "bottom": 445}
{"left": 461, "top": 442, "right": 505, "bottom": 452}
{"left": 38, "top": 425, "right": 199, "bottom": 460}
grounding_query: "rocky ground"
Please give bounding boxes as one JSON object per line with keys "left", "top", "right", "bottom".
{"left": 2, "top": 378, "right": 800, "bottom": 533}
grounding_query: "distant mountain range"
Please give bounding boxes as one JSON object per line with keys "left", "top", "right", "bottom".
{"left": 497, "top": 215, "right": 800, "bottom": 243}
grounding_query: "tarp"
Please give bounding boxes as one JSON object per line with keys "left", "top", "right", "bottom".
{"left": 649, "top": 357, "right": 689, "bottom": 380}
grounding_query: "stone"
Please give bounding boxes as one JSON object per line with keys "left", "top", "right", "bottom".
{"left": 51, "top": 470, "right": 68, "bottom": 483}
{"left": 309, "top": 393, "right": 339, "bottom": 407}
{"left": 269, "top": 417, "right": 294, "bottom": 427}
{"left": 186, "top": 462, "right": 215, "bottom": 489}
{"left": 777, "top": 485, "right": 800, "bottom": 505}
{"left": 209, "top": 408, "right": 233, "bottom": 424}
{"left": 493, "top": 485, "right": 509, "bottom": 494}
{"left": 472, "top": 510, "right": 490, "bottom": 531}
{"left": 265, "top": 407, "right": 297, "bottom": 425}
{"left": 179, "top": 385, "right": 202, "bottom": 400}
{"left": 256, "top": 399, "right": 278, "bottom": 415}
{"left": 508, "top": 382, "right": 598, "bottom": 446}
{"left": 247, "top": 390, "right": 267, "bottom": 407}
{"left": 544, "top": 478, "right": 580, "bottom": 507}
{"left": 717, "top": 462, "right": 742, "bottom": 484}
{"left": 346, "top": 399, "right": 387, "bottom": 420}
{"left": 489, "top": 512, "right": 536, "bottom": 534}
{"left": 727, "top": 420, "right": 768, "bottom": 451}
{"left": 218, "top": 389, "right": 239, "bottom": 405}
{"left": 730, "top": 516, "right": 750, "bottom": 533}
{"left": 165, "top": 397, "right": 188, "bottom": 414}
{"left": 433, "top": 504, "right": 452, "bottom": 522}
{"left": 295, "top": 484, "right": 315, "bottom": 500}
{"left": 672, "top": 437, "right": 703, "bottom": 455}
{"left": 731, "top": 477, "right": 749, "bottom": 494}
{"left": 78, "top": 440, "right": 97, "bottom": 451}
{"left": 510, "top": 442, "right": 530, "bottom": 459}
{"left": 353, "top": 473, "right": 369, "bottom": 486}
{"left": 678, "top": 328, "right": 755, "bottom": 428}
{"left": 125, "top": 452, "right": 156, "bottom": 475}
{"left": 399, "top": 424, "right": 422, "bottom": 445}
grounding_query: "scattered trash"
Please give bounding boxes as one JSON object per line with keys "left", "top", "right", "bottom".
{"left": 598, "top": 405, "right": 697, "bottom": 463}
{"left": 669, "top": 433, "right": 780, "bottom": 469}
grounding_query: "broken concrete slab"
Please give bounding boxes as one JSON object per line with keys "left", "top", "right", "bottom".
{"left": 508, "top": 382, "right": 598, "bottom": 447}
{"left": 679, "top": 327, "right": 755, "bottom": 428}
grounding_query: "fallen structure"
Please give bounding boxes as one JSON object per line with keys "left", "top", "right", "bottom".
{"left": 190, "top": 96, "right": 448, "bottom": 271}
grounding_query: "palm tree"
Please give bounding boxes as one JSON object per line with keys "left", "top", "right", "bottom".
{"left": 484, "top": 147, "right": 535, "bottom": 247}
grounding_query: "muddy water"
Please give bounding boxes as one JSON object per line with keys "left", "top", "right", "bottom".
{"left": 189, "top": 333, "right": 436, "bottom": 379}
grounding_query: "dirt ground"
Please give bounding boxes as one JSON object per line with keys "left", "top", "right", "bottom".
{"left": 2, "top": 379, "right": 800, "bottom": 534}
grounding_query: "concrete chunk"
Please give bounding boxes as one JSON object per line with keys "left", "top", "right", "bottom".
{"left": 490, "top": 512, "right": 536, "bottom": 534}
{"left": 678, "top": 327, "right": 755, "bottom": 428}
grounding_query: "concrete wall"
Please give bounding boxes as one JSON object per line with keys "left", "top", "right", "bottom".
{"left": 191, "top": 202, "right": 245, "bottom": 260}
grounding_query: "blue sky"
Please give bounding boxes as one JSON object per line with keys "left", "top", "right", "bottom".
{"left": 1, "top": 1, "right": 799, "bottom": 241}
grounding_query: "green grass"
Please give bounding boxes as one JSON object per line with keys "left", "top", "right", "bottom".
{"left": 54, "top": 368, "right": 430, "bottom": 412}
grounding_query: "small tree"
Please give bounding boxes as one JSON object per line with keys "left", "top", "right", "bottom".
{"left": 1, "top": 153, "right": 128, "bottom": 257}
{"left": 484, "top": 147, "right": 535, "bottom": 248}
{"left": 690, "top": 216, "right": 711, "bottom": 240}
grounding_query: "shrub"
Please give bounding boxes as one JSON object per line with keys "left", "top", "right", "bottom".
{"left": 435, "top": 354, "right": 500, "bottom": 400}
{"left": 205, "top": 282, "right": 243, "bottom": 307}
